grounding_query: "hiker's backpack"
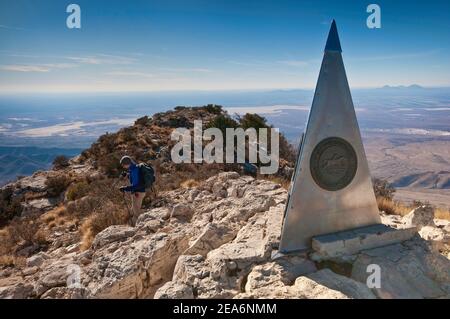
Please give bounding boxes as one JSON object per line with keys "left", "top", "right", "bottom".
{"left": 138, "top": 163, "right": 156, "bottom": 189}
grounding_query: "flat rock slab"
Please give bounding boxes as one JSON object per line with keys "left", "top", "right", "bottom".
{"left": 312, "top": 224, "right": 417, "bottom": 258}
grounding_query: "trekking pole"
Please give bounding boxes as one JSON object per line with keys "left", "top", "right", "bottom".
{"left": 115, "top": 173, "right": 133, "bottom": 219}
{"left": 121, "top": 191, "right": 132, "bottom": 218}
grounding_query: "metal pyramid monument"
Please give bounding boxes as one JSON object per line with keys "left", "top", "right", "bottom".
{"left": 279, "top": 20, "right": 381, "bottom": 253}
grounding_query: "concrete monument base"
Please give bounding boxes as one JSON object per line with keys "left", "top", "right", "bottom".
{"left": 311, "top": 224, "right": 418, "bottom": 259}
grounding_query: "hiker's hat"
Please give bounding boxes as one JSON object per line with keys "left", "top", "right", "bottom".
{"left": 120, "top": 156, "right": 133, "bottom": 165}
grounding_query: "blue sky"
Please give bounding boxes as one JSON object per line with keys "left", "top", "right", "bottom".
{"left": 0, "top": 0, "right": 449, "bottom": 93}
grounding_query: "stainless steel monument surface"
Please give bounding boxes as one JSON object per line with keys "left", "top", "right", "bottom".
{"left": 279, "top": 20, "right": 382, "bottom": 253}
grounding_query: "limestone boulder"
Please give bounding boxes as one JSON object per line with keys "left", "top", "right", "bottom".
{"left": 153, "top": 282, "right": 194, "bottom": 299}
{"left": 170, "top": 204, "right": 193, "bottom": 220}
{"left": 351, "top": 239, "right": 450, "bottom": 299}
{"left": 40, "top": 287, "right": 91, "bottom": 299}
{"left": 91, "top": 225, "right": 135, "bottom": 249}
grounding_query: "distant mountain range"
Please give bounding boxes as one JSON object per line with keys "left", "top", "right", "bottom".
{"left": 391, "top": 171, "right": 450, "bottom": 189}
{"left": 379, "top": 84, "right": 425, "bottom": 90}
{"left": 0, "top": 146, "right": 82, "bottom": 185}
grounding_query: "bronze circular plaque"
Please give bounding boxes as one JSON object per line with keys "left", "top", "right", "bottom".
{"left": 310, "top": 137, "right": 357, "bottom": 191}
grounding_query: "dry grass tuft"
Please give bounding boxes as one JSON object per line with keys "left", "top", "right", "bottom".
{"left": 0, "top": 255, "right": 15, "bottom": 267}
{"left": 41, "top": 206, "right": 68, "bottom": 224}
{"left": 377, "top": 196, "right": 450, "bottom": 221}
{"left": 180, "top": 179, "right": 200, "bottom": 189}
{"left": 377, "top": 197, "right": 411, "bottom": 216}
{"left": 435, "top": 207, "right": 450, "bottom": 221}
{"left": 261, "top": 175, "right": 291, "bottom": 190}
{"left": 80, "top": 202, "right": 129, "bottom": 251}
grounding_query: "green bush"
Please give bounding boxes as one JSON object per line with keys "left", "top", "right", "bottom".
{"left": 0, "top": 187, "right": 23, "bottom": 226}
{"left": 97, "top": 133, "right": 117, "bottom": 153}
{"left": 120, "top": 127, "right": 136, "bottom": 142}
{"left": 206, "top": 114, "right": 239, "bottom": 136}
{"left": 97, "top": 153, "right": 122, "bottom": 177}
{"left": 135, "top": 116, "right": 150, "bottom": 126}
{"left": 66, "top": 181, "right": 90, "bottom": 201}
{"left": 45, "top": 174, "right": 71, "bottom": 197}
{"left": 203, "top": 104, "right": 223, "bottom": 114}
{"left": 238, "top": 113, "right": 268, "bottom": 130}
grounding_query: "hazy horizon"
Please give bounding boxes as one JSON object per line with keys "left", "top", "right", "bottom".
{"left": 1, "top": 0, "right": 450, "bottom": 93}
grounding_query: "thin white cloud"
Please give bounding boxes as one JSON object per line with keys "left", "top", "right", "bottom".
{"left": 0, "top": 24, "right": 25, "bottom": 31}
{"left": 106, "top": 71, "right": 154, "bottom": 78}
{"left": 228, "top": 59, "right": 314, "bottom": 68}
{"left": 67, "top": 54, "right": 136, "bottom": 65}
{"left": 161, "top": 67, "right": 212, "bottom": 73}
{"left": 8, "top": 117, "right": 43, "bottom": 122}
{"left": 351, "top": 50, "right": 440, "bottom": 62}
{"left": 0, "top": 63, "right": 77, "bottom": 73}
{"left": 5, "top": 53, "right": 41, "bottom": 58}
{"left": 42, "top": 63, "right": 77, "bottom": 69}
{"left": 228, "top": 60, "right": 264, "bottom": 67}
{"left": 277, "top": 60, "right": 309, "bottom": 67}
{"left": 0, "top": 65, "right": 50, "bottom": 72}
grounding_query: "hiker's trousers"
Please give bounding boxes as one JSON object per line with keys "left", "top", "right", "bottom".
{"left": 131, "top": 192, "right": 145, "bottom": 224}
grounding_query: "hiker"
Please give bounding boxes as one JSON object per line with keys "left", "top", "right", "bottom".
{"left": 243, "top": 161, "right": 257, "bottom": 178}
{"left": 118, "top": 156, "right": 155, "bottom": 225}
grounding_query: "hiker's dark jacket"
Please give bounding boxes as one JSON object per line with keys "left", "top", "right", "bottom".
{"left": 123, "top": 163, "right": 146, "bottom": 193}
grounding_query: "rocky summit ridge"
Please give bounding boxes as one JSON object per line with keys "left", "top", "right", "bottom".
{"left": 0, "top": 105, "right": 449, "bottom": 299}
{"left": 1, "top": 171, "right": 449, "bottom": 299}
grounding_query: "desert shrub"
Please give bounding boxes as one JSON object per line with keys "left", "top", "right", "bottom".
{"left": 279, "top": 135, "right": 296, "bottom": 163}
{"left": 120, "top": 127, "right": 136, "bottom": 143}
{"left": 81, "top": 150, "right": 89, "bottom": 157}
{"left": 372, "top": 178, "right": 396, "bottom": 200}
{"left": 135, "top": 116, "right": 150, "bottom": 126}
{"left": 45, "top": 174, "right": 71, "bottom": 197}
{"left": 66, "top": 196, "right": 98, "bottom": 217}
{"left": 0, "top": 214, "right": 51, "bottom": 258}
{"left": 168, "top": 115, "right": 190, "bottom": 128}
{"left": 412, "top": 200, "right": 429, "bottom": 207}
{"left": 1, "top": 216, "right": 46, "bottom": 254}
{"left": 66, "top": 178, "right": 126, "bottom": 218}
{"left": 206, "top": 114, "right": 239, "bottom": 137}
{"left": 0, "top": 187, "right": 23, "bottom": 226}
{"left": 95, "top": 132, "right": 117, "bottom": 155}
{"left": 53, "top": 155, "right": 70, "bottom": 169}
{"left": 238, "top": 113, "right": 268, "bottom": 130}
{"left": 203, "top": 104, "right": 223, "bottom": 114}
{"left": 66, "top": 181, "right": 90, "bottom": 201}
{"left": 8, "top": 217, "right": 40, "bottom": 246}
{"left": 97, "top": 153, "right": 122, "bottom": 177}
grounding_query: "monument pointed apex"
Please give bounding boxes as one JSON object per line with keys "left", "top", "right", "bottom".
{"left": 279, "top": 18, "right": 381, "bottom": 253}
{"left": 325, "top": 19, "right": 342, "bottom": 52}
